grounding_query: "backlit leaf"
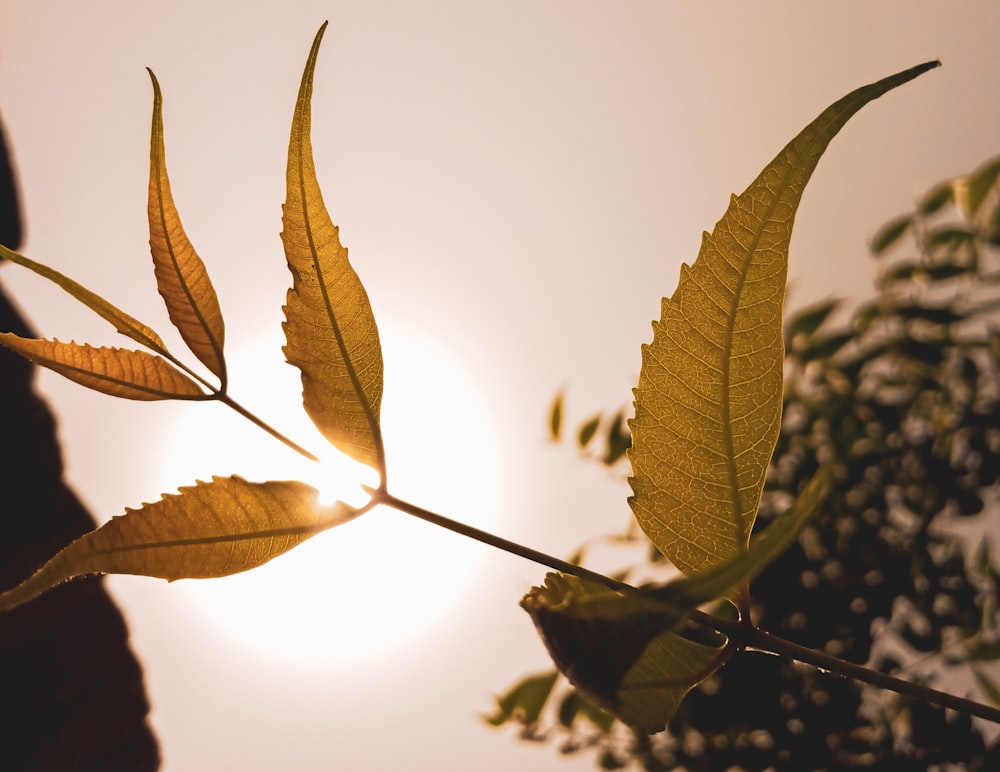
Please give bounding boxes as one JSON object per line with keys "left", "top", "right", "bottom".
{"left": 0, "top": 245, "right": 169, "bottom": 356}
{"left": 282, "top": 23, "right": 384, "bottom": 473}
{"left": 0, "top": 476, "right": 358, "bottom": 611}
{"left": 147, "top": 70, "right": 226, "bottom": 381}
{"left": 0, "top": 334, "right": 204, "bottom": 400}
{"left": 629, "top": 62, "right": 938, "bottom": 578}
{"left": 522, "top": 573, "right": 726, "bottom": 733}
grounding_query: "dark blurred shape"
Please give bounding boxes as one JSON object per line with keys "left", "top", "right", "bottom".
{"left": 0, "top": 107, "right": 160, "bottom": 769}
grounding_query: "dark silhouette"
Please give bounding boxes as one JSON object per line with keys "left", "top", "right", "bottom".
{"left": 0, "top": 108, "right": 159, "bottom": 769}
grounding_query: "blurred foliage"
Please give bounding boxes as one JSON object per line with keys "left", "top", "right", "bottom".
{"left": 492, "top": 156, "right": 1000, "bottom": 769}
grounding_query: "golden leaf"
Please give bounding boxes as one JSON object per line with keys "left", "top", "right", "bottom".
{"left": 0, "top": 333, "right": 204, "bottom": 400}
{"left": 0, "top": 476, "right": 359, "bottom": 611}
{"left": 147, "top": 69, "right": 227, "bottom": 381}
{"left": 0, "top": 245, "right": 169, "bottom": 356}
{"left": 522, "top": 573, "right": 726, "bottom": 733}
{"left": 629, "top": 62, "right": 939, "bottom": 578}
{"left": 281, "top": 23, "right": 385, "bottom": 473}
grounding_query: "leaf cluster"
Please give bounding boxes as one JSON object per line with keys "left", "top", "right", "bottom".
{"left": 0, "top": 24, "right": 991, "bottom": 769}
{"left": 491, "top": 155, "right": 1000, "bottom": 769}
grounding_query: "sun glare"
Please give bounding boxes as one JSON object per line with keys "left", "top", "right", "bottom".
{"left": 156, "top": 322, "right": 502, "bottom": 666}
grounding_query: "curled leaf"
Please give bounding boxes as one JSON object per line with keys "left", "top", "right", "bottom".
{"left": 0, "top": 245, "right": 169, "bottom": 356}
{"left": 0, "top": 476, "right": 359, "bottom": 611}
{"left": 147, "top": 69, "right": 227, "bottom": 381}
{"left": 281, "top": 23, "right": 384, "bottom": 473}
{"left": 0, "top": 333, "right": 204, "bottom": 400}
{"left": 629, "top": 62, "right": 939, "bottom": 579}
{"left": 522, "top": 573, "right": 727, "bottom": 733}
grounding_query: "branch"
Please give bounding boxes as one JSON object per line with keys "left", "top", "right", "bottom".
{"left": 378, "top": 491, "right": 1000, "bottom": 725}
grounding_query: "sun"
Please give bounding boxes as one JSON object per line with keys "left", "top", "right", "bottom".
{"left": 155, "top": 320, "right": 502, "bottom": 667}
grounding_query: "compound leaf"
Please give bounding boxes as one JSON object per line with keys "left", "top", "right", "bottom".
{"left": 0, "top": 334, "right": 204, "bottom": 400}
{"left": 282, "top": 22, "right": 384, "bottom": 473}
{"left": 0, "top": 476, "right": 358, "bottom": 611}
{"left": 147, "top": 69, "right": 226, "bottom": 381}
{"left": 629, "top": 62, "right": 938, "bottom": 579}
{"left": 522, "top": 573, "right": 726, "bottom": 733}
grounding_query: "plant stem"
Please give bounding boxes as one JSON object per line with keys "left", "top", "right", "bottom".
{"left": 376, "top": 491, "right": 630, "bottom": 591}
{"left": 215, "top": 393, "right": 320, "bottom": 461}
{"left": 739, "top": 625, "right": 1000, "bottom": 725}
{"left": 380, "top": 491, "right": 1000, "bottom": 725}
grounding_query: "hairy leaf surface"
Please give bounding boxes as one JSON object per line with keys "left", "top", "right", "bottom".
{"left": 629, "top": 62, "right": 938, "bottom": 578}
{"left": 0, "top": 334, "right": 204, "bottom": 400}
{"left": 0, "top": 477, "right": 358, "bottom": 611}
{"left": 281, "top": 23, "right": 384, "bottom": 472}
{"left": 522, "top": 573, "right": 726, "bottom": 733}
{"left": 0, "top": 245, "right": 169, "bottom": 355}
{"left": 147, "top": 70, "right": 226, "bottom": 381}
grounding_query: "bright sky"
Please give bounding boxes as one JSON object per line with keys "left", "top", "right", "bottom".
{"left": 1, "top": 2, "right": 999, "bottom": 770}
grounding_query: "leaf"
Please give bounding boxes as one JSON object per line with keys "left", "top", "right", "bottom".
{"left": 522, "top": 573, "right": 726, "bottom": 733}
{"left": 578, "top": 413, "right": 601, "bottom": 448}
{"left": 628, "top": 61, "right": 939, "bottom": 578}
{"left": 918, "top": 181, "right": 954, "bottom": 215}
{"left": 486, "top": 670, "right": 558, "bottom": 727}
{"left": 961, "top": 155, "right": 1000, "bottom": 218}
{"left": 785, "top": 299, "right": 840, "bottom": 346}
{"left": 0, "top": 334, "right": 205, "bottom": 400}
{"left": 651, "top": 468, "right": 832, "bottom": 610}
{"left": 0, "top": 245, "right": 170, "bottom": 356}
{"left": 603, "top": 410, "right": 631, "bottom": 466}
{"left": 548, "top": 391, "right": 564, "bottom": 440}
{"left": 0, "top": 476, "right": 358, "bottom": 611}
{"left": 871, "top": 214, "right": 913, "bottom": 255}
{"left": 146, "top": 69, "right": 227, "bottom": 381}
{"left": 281, "top": 22, "right": 384, "bottom": 472}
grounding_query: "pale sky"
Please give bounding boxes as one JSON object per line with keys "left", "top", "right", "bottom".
{"left": 2, "top": 2, "right": 999, "bottom": 770}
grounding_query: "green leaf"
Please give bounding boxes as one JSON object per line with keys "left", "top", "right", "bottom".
{"left": 786, "top": 299, "right": 840, "bottom": 345}
{"left": 0, "top": 476, "right": 358, "bottom": 611}
{"left": 0, "top": 334, "right": 205, "bottom": 400}
{"left": 926, "top": 226, "right": 976, "bottom": 251}
{"left": 0, "top": 245, "right": 171, "bottom": 357}
{"left": 485, "top": 670, "right": 559, "bottom": 727}
{"left": 962, "top": 155, "right": 1000, "bottom": 218}
{"left": 281, "top": 22, "right": 385, "bottom": 473}
{"left": 147, "top": 69, "right": 227, "bottom": 382}
{"left": 628, "top": 61, "right": 938, "bottom": 579}
{"left": 918, "top": 181, "right": 954, "bottom": 215}
{"left": 871, "top": 214, "right": 913, "bottom": 255}
{"left": 522, "top": 573, "right": 727, "bottom": 733}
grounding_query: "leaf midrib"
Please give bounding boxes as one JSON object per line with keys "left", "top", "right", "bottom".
{"left": 720, "top": 178, "right": 790, "bottom": 549}
{"left": 292, "top": 69, "right": 384, "bottom": 472}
